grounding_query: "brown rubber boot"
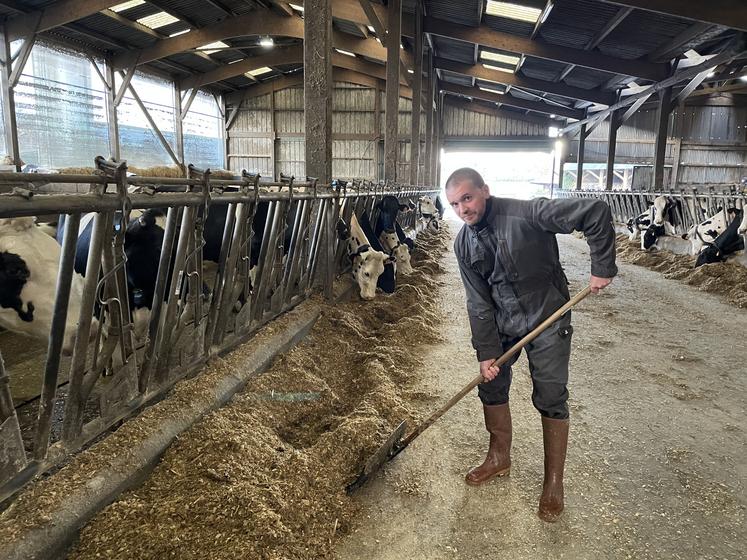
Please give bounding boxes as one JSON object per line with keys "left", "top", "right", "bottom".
{"left": 465, "top": 403, "right": 512, "bottom": 486}
{"left": 538, "top": 416, "right": 569, "bottom": 522}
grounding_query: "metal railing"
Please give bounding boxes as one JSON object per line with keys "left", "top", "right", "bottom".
{"left": 555, "top": 186, "right": 747, "bottom": 236}
{"left": 0, "top": 156, "right": 438, "bottom": 503}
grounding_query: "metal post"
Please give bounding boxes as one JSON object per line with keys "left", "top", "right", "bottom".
{"left": 303, "top": 0, "right": 332, "bottom": 184}
{"left": 104, "top": 58, "right": 120, "bottom": 160}
{"left": 433, "top": 91, "right": 442, "bottom": 188}
{"left": 409, "top": 0, "right": 423, "bottom": 186}
{"left": 576, "top": 124, "right": 587, "bottom": 191}
{"left": 0, "top": 25, "right": 21, "bottom": 171}
{"left": 653, "top": 86, "right": 673, "bottom": 191}
{"left": 384, "top": 0, "right": 402, "bottom": 181}
{"left": 174, "top": 81, "right": 185, "bottom": 166}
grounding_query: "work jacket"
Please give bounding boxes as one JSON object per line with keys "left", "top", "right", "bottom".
{"left": 454, "top": 196, "right": 618, "bottom": 361}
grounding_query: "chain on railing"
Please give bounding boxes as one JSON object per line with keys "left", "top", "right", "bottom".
{"left": 0, "top": 157, "right": 439, "bottom": 504}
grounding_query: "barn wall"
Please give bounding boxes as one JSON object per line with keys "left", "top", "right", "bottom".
{"left": 441, "top": 104, "right": 550, "bottom": 138}
{"left": 566, "top": 101, "right": 747, "bottom": 189}
{"left": 227, "top": 82, "right": 421, "bottom": 182}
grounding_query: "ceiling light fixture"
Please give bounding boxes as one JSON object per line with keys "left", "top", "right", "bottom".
{"left": 246, "top": 67, "right": 273, "bottom": 78}
{"left": 200, "top": 41, "right": 229, "bottom": 54}
{"left": 335, "top": 48, "right": 356, "bottom": 57}
{"left": 483, "top": 63, "right": 514, "bottom": 74}
{"left": 259, "top": 37, "right": 274, "bottom": 48}
{"left": 110, "top": 0, "right": 145, "bottom": 13}
{"left": 169, "top": 29, "right": 190, "bottom": 37}
{"left": 480, "top": 51, "right": 520, "bottom": 66}
{"left": 479, "top": 86, "right": 504, "bottom": 94}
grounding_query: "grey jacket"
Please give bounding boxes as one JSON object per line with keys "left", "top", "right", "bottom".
{"left": 454, "top": 196, "right": 617, "bottom": 361}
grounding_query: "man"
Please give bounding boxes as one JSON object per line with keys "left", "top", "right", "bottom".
{"left": 445, "top": 167, "right": 616, "bottom": 523}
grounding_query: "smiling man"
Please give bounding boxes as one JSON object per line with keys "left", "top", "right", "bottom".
{"left": 446, "top": 167, "right": 616, "bottom": 522}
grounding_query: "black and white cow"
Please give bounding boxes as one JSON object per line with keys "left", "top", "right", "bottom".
{"left": 0, "top": 217, "right": 92, "bottom": 353}
{"left": 418, "top": 195, "right": 440, "bottom": 232}
{"left": 694, "top": 208, "right": 745, "bottom": 267}
{"left": 375, "top": 195, "right": 413, "bottom": 276}
{"left": 682, "top": 207, "right": 740, "bottom": 256}
{"left": 337, "top": 213, "right": 391, "bottom": 300}
{"left": 642, "top": 196, "right": 683, "bottom": 249}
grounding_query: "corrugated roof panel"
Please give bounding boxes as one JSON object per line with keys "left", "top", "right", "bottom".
{"left": 483, "top": 15, "right": 535, "bottom": 37}
{"left": 563, "top": 66, "right": 609, "bottom": 90}
{"left": 42, "top": 27, "right": 117, "bottom": 54}
{"left": 440, "top": 70, "right": 474, "bottom": 87}
{"left": 597, "top": 11, "right": 695, "bottom": 60}
{"left": 433, "top": 36, "right": 476, "bottom": 64}
{"left": 427, "top": 0, "right": 483, "bottom": 27}
{"left": 538, "top": 0, "right": 620, "bottom": 49}
{"left": 333, "top": 19, "right": 367, "bottom": 38}
{"left": 76, "top": 13, "right": 157, "bottom": 48}
{"left": 520, "top": 57, "right": 565, "bottom": 82}
{"left": 146, "top": 0, "right": 229, "bottom": 27}
{"left": 166, "top": 52, "right": 219, "bottom": 72}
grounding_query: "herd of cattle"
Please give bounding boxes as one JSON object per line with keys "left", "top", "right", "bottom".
{"left": 626, "top": 195, "right": 747, "bottom": 267}
{"left": 0, "top": 190, "right": 444, "bottom": 355}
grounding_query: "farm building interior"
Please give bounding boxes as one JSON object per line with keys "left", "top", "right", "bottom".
{"left": 0, "top": 0, "right": 745, "bottom": 559}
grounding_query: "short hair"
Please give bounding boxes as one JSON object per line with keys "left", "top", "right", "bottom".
{"left": 445, "top": 167, "right": 485, "bottom": 190}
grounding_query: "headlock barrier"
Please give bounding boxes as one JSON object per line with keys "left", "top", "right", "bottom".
{"left": 0, "top": 156, "right": 438, "bottom": 504}
{"left": 555, "top": 186, "right": 747, "bottom": 236}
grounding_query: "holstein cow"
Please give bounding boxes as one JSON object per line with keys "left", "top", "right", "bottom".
{"left": 418, "top": 195, "right": 440, "bottom": 232}
{"left": 682, "top": 207, "right": 740, "bottom": 257}
{"left": 337, "top": 213, "right": 391, "bottom": 300}
{"left": 694, "top": 208, "right": 745, "bottom": 267}
{"left": 0, "top": 217, "right": 93, "bottom": 353}
{"left": 642, "top": 196, "right": 682, "bottom": 249}
{"left": 375, "top": 195, "right": 413, "bottom": 275}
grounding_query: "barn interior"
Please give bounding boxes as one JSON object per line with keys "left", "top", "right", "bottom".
{"left": 0, "top": 1, "right": 745, "bottom": 559}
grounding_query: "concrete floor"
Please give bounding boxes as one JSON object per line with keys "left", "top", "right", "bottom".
{"left": 335, "top": 219, "right": 746, "bottom": 560}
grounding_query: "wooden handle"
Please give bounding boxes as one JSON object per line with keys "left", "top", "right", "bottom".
{"left": 397, "top": 286, "right": 592, "bottom": 450}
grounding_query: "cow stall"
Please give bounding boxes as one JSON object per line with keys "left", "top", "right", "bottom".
{"left": 0, "top": 157, "right": 438, "bottom": 505}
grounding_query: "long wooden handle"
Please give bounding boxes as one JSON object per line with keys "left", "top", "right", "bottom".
{"left": 397, "top": 286, "right": 592, "bottom": 450}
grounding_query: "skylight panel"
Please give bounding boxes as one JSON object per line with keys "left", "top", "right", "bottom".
{"left": 485, "top": 1, "right": 542, "bottom": 23}
{"left": 246, "top": 67, "right": 273, "bottom": 77}
{"left": 200, "top": 41, "right": 229, "bottom": 54}
{"left": 480, "top": 51, "right": 520, "bottom": 66}
{"left": 137, "top": 12, "right": 180, "bottom": 30}
{"left": 110, "top": 0, "right": 145, "bottom": 13}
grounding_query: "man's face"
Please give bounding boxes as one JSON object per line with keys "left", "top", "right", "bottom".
{"left": 446, "top": 180, "right": 490, "bottom": 226}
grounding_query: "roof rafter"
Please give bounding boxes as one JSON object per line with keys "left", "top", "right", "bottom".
{"left": 441, "top": 82, "right": 585, "bottom": 119}
{"left": 600, "top": 0, "right": 747, "bottom": 33}
{"left": 412, "top": 16, "right": 669, "bottom": 81}
{"left": 435, "top": 57, "right": 615, "bottom": 105}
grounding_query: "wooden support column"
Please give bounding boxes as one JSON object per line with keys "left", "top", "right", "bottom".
{"left": 374, "top": 85, "right": 381, "bottom": 180}
{"left": 605, "top": 111, "right": 620, "bottom": 191}
{"left": 304, "top": 0, "right": 333, "bottom": 184}
{"left": 433, "top": 91, "right": 442, "bottom": 187}
{"left": 576, "top": 123, "right": 587, "bottom": 191}
{"left": 0, "top": 25, "right": 21, "bottom": 170}
{"left": 383, "top": 0, "right": 402, "bottom": 182}
{"left": 669, "top": 137, "right": 682, "bottom": 190}
{"left": 408, "top": 0, "right": 422, "bottom": 186}
{"left": 652, "top": 86, "right": 672, "bottom": 191}
{"left": 423, "top": 48, "right": 433, "bottom": 186}
{"left": 173, "top": 82, "right": 185, "bottom": 166}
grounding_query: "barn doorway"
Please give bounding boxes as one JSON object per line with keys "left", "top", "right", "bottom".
{"left": 439, "top": 149, "right": 557, "bottom": 219}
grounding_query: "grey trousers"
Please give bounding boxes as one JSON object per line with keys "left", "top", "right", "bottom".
{"left": 477, "top": 314, "right": 573, "bottom": 419}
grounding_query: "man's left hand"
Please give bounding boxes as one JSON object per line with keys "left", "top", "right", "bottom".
{"left": 590, "top": 275, "right": 613, "bottom": 294}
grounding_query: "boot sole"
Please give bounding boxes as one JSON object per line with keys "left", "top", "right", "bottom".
{"left": 464, "top": 466, "right": 510, "bottom": 486}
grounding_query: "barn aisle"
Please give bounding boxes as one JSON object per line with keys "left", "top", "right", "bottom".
{"left": 335, "top": 217, "right": 746, "bottom": 560}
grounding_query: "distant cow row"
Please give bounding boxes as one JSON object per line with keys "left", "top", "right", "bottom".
{"left": 626, "top": 195, "right": 747, "bottom": 266}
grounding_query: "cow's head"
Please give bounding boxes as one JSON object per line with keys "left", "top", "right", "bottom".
{"left": 419, "top": 196, "right": 438, "bottom": 217}
{"left": 0, "top": 217, "right": 95, "bottom": 355}
{"left": 124, "top": 209, "right": 166, "bottom": 310}
{"left": 379, "top": 229, "right": 413, "bottom": 275}
{"left": 351, "top": 247, "right": 389, "bottom": 300}
{"left": 642, "top": 224, "right": 665, "bottom": 250}
{"left": 695, "top": 245, "right": 723, "bottom": 267}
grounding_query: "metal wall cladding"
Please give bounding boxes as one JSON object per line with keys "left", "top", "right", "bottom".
{"left": 332, "top": 140, "right": 376, "bottom": 179}
{"left": 276, "top": 138, "right": 305, "bottom": 178}
{"left": 442, "top": 105, "right": 548, "bottom": 137}
{"left": 274, "top": 87, "right": 304, "bottom": 111}
{"left": 275, "top": 110, "right": 304, "bottom": 134}
{"left": 674, "top": 106, "right": 747, "bottom": 143}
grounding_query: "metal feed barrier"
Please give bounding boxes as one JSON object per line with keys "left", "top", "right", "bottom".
{"left": 0, "top": 156, "right": 438, "bottom": 504}
{"left": 555, "top": 186, "right": 747, "bottom": 236}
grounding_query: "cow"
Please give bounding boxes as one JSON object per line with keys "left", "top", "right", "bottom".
{"left": 375, "top": 195, "right": 413, "bottom": 275}
{"left": 682, "top": 207, "right": 740, "bottom": 256}
{"left": 418, "top": 195, "right": 440, "bottom": 231}
{"left": 694, "top": 208, "right": 745, "bottom": 267}
{"left": 642, "top": 196, "right": 682, "bottom": 249}
{"left": 0, "top": 217, "right": 94, "bottom": 354}
{"left": 337, "top": 213, "right": 391, "bottom": 300}
{"left": 626, "top": 208, "right": 652, "bottom": 247}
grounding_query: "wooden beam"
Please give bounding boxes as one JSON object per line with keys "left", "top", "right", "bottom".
{"left": 576, "top": 124, "right": 586, "bottom": 190}
{"left": 600, "top": 0, "right": 747, "bottom": 33}
{"left": 417, "top": 16, "right": 668, "bottom": 81}
{"left": 410, "top": 0, "right": 423, "bottom": 185}
{"left": 605, "top": 111, "right": 620, "bottom": 190}
{"left": 305, "top": 0, "right": 333, "bottom": 184}
{"left": 5, "top": 0, "right": 112, "bottom": 42}
{"left": 652, "top": 86, "right": 672, "bottom": 189}
{"left": 384, "top": 0, "right": 402, "bottom": 181}
{"left": 434, "top": 57, "right": 615, "bottom": 105}
{"left": 441, "top": 83, "right": 585, "bottom": 119}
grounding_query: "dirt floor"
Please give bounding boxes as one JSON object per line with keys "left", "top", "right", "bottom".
{"left": 334, "top": 219, "right": 745, "bottom": 560}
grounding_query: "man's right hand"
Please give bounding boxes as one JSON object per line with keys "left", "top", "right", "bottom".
{"left": 480, "top": 359, "right": 501, "bottom": 382}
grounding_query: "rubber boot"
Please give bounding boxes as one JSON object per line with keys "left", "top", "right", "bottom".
{"left": 538, "top": 416, "right": 569, "bottom": 522}
{"left": 465, "top": 403, "right": 512, "bottom": 486}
